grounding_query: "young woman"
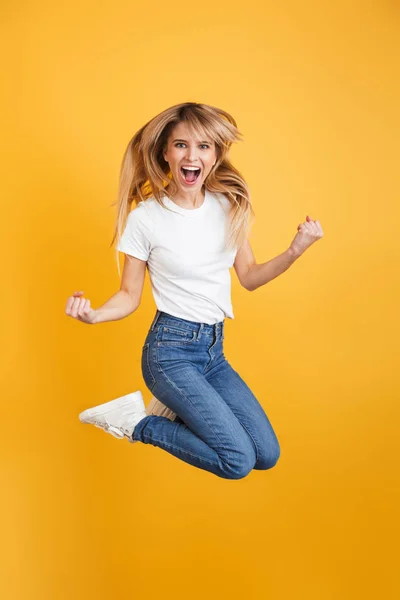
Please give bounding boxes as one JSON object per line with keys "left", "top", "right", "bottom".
{"left": 65, "top": 102, "right": 323, "bottom": 479}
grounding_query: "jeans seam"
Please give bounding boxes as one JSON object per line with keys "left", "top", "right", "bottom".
{"left": 143, "top": 343, "right": 156, "bottom": 390}
{"left": 154, "top": 350, "right": 233, "bottom": 463}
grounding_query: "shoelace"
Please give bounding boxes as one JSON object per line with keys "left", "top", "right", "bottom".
{"left": 89, "top": 410, "right": 146, "bottom": 440}
{"left": 92, "top": 420, "right": 125, "bottom": 439}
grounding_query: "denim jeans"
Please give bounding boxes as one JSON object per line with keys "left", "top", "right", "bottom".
{"left": 133, "top": 310, "right": 281, "bottom": 479}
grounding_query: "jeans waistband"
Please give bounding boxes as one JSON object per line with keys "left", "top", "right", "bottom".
{"left": 150, "top": 310, "right": 224, "bottom": 340}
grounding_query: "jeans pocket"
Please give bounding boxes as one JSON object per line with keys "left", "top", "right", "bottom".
{"left": 158, "top": 325, "right": 196, "bottom": 346}
{"left": 142, "top": 343, "right": 156, "bottom": 391}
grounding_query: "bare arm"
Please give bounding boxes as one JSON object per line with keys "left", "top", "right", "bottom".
{"left": 234, "top": 215, "right": 323, "bottom": 291}
{"left": 94, "top": 254, "right": 147, "bottom": 323}
{"left": 243, "top": 248, "right": 299, "bottom": 291}
{"left": 234, "top": 238, "right": 299, "bottom": 292}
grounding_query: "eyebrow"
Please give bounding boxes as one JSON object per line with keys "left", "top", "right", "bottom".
{"left": 172, "top": 138, "right": 213, "bottom": 144}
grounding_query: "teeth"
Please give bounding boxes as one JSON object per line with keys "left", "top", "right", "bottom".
{"left": 182, "top": 166, "right": 200, "bottom": 170}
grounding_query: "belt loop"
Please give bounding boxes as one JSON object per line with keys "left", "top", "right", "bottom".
{"left": 150, "top": 310, "right": 161, "bottom": 331}
{"left": 197, "top": 323, "right": 203, "bottom": 342}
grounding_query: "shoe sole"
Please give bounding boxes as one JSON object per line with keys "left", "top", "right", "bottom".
{"left": 79, "top": 390, "right": 145, "bottom": 424}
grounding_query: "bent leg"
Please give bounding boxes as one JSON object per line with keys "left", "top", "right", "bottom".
{"left": 135, "top": 363, "right": 257, "bottom": 479}
{"left": 205, "top": 358, "right": 281, "bottom": 470}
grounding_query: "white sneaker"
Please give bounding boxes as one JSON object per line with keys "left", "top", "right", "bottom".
{"left": 79, "top": 390, "right": 147, "bottom": 443}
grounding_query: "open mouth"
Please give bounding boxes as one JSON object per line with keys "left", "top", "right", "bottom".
{"left": 180, "top": 167, "right": 201, "bottom": 184}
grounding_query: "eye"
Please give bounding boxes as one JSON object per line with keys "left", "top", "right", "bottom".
{"left": 174, "top": 143, "right": 210, "bottom": 149}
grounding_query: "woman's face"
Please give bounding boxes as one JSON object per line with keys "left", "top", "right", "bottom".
{"left": 163, "top": 122, "right": 217, "bottom": 192}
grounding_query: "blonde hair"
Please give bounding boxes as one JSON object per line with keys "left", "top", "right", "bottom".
{"left": 110, "top": 102, "right": 255, "bottom": 276}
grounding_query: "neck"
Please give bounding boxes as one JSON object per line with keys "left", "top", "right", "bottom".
{"left": 169, "top": 187, "right": 205, "bottom": 209}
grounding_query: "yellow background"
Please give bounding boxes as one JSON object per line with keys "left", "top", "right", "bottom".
{"left": 1, "top": 1, "right": 399, "bottom": 598}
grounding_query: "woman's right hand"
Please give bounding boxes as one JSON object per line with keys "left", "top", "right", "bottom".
{"left": 65, "top": 291, "right": 98, "bottom": 324}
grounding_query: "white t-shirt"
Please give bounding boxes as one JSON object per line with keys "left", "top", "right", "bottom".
{"left": 117, "top": 189, "right": 238, "bottom": 324}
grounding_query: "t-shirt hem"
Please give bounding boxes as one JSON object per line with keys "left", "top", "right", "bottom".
{"left": 117, "top": 246, "right": 148, "bottom": 261}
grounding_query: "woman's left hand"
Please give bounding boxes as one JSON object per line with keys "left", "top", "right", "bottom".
{"left": 289, "top": 215, "right": 324, "bottom": 257}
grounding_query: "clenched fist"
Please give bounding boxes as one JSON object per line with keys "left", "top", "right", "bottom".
{"left": 65, "top": 291, "right": 97, "bottom": 325}
{"left": 290, "top": 215, "right": 324, "bottom": 257}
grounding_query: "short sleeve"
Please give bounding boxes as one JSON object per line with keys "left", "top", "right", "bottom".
{"left": 117, "top": 204, "right": 152, "bottom": 261}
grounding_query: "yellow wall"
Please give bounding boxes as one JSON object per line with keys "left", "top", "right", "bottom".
{"left": 1, "top": 1, "right": 399, "bottom": 598}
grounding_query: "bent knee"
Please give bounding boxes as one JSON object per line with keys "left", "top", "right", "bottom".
{"left": 255, "top": 441, "right": 281, "bottom": 470}
{"left": 222, "top": 450, "right": 256, "bottom": 480}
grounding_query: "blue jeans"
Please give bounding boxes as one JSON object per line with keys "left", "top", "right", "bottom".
{"left": 133, "top": 310, "right": 281, "bottom": 479}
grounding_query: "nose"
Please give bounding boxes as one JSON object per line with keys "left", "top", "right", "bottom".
{"left": 185, "top": 145, "right": 200, "bottom": 162}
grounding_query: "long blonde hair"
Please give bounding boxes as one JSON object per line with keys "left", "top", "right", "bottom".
{"left": 110, "top": 102, "right": 255, "bottom": 276}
